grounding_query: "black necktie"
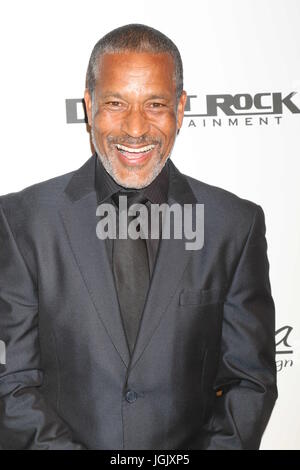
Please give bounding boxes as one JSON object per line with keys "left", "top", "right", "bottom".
{"left": 112, "top": 191, "right": 150, "bottom": 355}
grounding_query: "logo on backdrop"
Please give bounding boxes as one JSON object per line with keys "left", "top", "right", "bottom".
{"left": 184, "top": 92, "right": 300, "bottom": 128}
{"left": 276, "top": 325, "right": 295, "bottom": 373}
{"left": 65, "top": 92, "right": 300, "bottom": 128}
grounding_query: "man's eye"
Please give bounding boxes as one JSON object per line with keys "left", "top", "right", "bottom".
{"left": 150, "top": 103, "right": 165, "bottom": 108}
{"left": 106, "top": 101, "right": 122, "bottom": 107}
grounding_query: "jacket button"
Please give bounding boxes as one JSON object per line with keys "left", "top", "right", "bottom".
{"left": 125, "top": 390, "right": 138, "bottom": 403}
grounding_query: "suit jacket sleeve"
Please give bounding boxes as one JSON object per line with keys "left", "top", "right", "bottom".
{"left": 200, "top": 204, "right": 278, "bottom": 450}
{"left": 0, "top": 204, "right": 86, "bottom": 449}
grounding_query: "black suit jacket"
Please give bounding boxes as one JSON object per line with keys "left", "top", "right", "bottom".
{"left": 0, "top": 154, "right": 277, "bottom": 449}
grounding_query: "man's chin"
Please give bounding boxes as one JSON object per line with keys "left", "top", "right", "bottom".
{"left": 111, "top": 169, "right": 159, "bottom": 189}
{"left": 97, "top": 151, "right": 168, "bottom": 189}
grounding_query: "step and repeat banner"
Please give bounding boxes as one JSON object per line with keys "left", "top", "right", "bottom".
{"left": 0, "top": 0, "right": 299, "bottom": 450}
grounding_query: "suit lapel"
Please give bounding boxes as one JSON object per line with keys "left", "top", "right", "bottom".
{"left": 58, "top": 155, "right": 130, "bottom": 368}
{"left": 129, "top": 159, "right": 198, "bottom": 371}
{"left": 58, "top": 155, "right": 198, "bottom": 372}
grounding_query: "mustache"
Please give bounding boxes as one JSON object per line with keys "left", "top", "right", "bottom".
{"left": 107, "top": 136, "right": 161, "bottom": 147}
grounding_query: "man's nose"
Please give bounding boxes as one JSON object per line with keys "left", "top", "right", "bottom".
{"left": 121, "top": 106, "right": 150, "bottom": 137}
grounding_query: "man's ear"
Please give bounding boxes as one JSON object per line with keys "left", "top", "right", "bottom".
{"left": 84, "top": 89, "right": 93, "bottom": 127}
{"left": 176, "top": 90, "right": 187, "bottom": 132}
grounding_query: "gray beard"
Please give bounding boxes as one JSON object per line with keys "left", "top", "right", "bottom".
{"left": 91, "top": 125, "right": 174, "bottom": 189}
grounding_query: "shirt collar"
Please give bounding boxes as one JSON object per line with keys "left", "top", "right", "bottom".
{"left": 95, "top": 154, "right": 169, "bottom": 205}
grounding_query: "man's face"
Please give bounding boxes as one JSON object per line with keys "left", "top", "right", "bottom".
{"left": 84, "top": 51, "right": 187, "bottom": 188}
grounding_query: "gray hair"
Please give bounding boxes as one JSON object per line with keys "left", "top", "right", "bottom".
{"left": 86, "top": 23, "right": 183, "bottom": 103}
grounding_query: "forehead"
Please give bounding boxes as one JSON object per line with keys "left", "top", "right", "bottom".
{"left": 95, "top": 51, "right": 176, "bottom": 95}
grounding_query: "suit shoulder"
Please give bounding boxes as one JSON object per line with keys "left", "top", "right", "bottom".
{"left": 185, "top": 174, "right": 260, "bottom": 213}
{"left": 184, "top": 173, "right": 262, "bottom": 236}
{"left": 0, "top": 169, "right": 74, "bottom": 210}
{"left": 0, "top": 169, "right": 75, "bottom": 228}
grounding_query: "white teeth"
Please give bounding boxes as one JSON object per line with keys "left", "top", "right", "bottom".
{"left": 116, "top": 144, "right": 155, "bottom": 154}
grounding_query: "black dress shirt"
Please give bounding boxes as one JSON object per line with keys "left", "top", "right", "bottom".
{"left": 95, "top": 155, "right": 169, "bottom": 279}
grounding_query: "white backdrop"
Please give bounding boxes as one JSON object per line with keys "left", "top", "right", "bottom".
{"left": 0, "top": 0, "right": 299, "bottom": 450}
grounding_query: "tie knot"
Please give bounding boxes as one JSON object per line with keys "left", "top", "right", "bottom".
{"left": 113, "top": 190, "right": 148, "bottom": 208}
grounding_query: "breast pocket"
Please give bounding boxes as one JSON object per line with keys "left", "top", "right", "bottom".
{"left": 179, "top": 287, "right": 227, "bottom": 306}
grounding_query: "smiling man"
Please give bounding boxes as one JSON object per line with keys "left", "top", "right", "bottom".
{"left": 0, "top": 24, "right": 277, "bottom": 450}
{"left": 85, "top": 50, "right": 184, "bottom": 188}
